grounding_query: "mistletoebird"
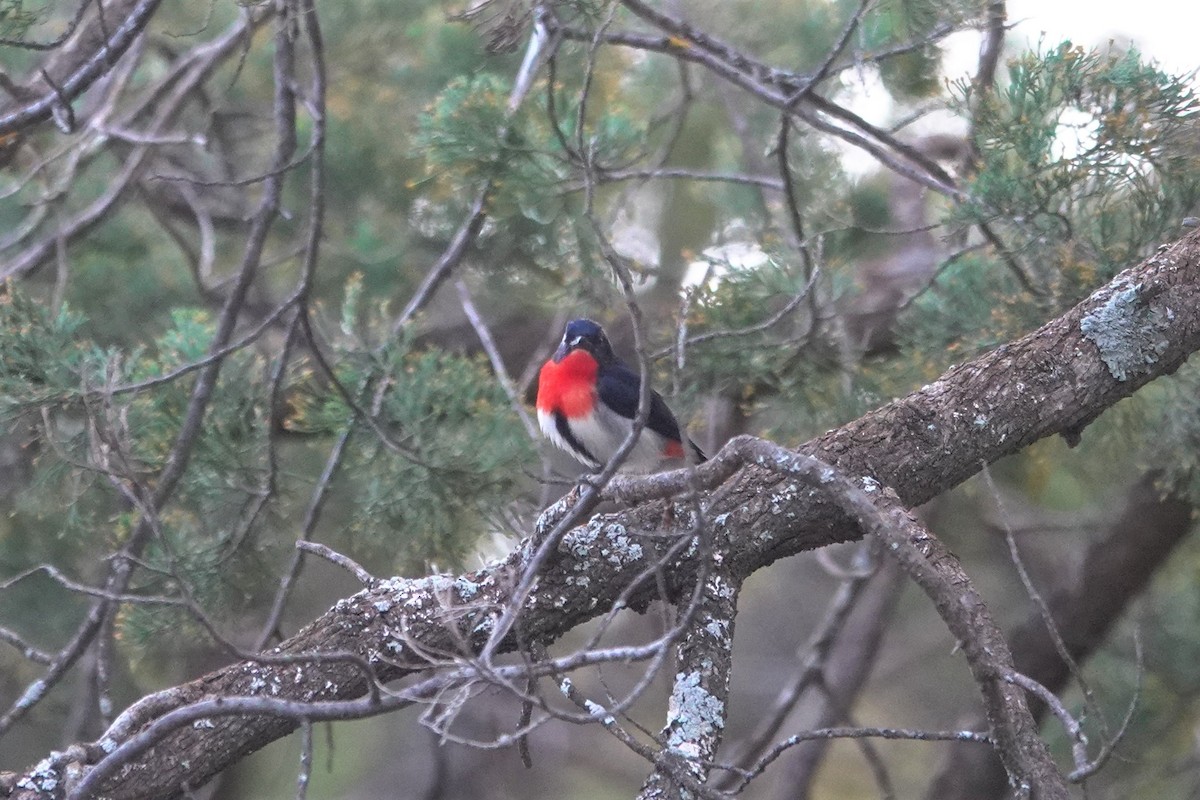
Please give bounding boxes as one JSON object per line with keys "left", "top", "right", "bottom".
{"left": 536, "top": 319, "right": 705, "bottom": 473}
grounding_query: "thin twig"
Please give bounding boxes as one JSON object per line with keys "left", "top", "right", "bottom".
{"left": 0, "top": 625, "right": 53, "bottom": 665}
{"left": 983, "top": 464, "right": 1108, "bottom": 740}
{"left": 1004, "top": 670, "right": 1089, "bottom": 772}
{"left": 1068, "top": 628, "right": 1143, "bottom": 782}
{"left": 455, "top": 279, "right": 540, "bottom": 442}
{"left": 722, "top": 725, "right": 991, "bottom": 792}
{"left": 391, "top": 14, "right": 555, "bottom": 332}
{"left": 295, "top": 542, "right": 377, "bottom": 587}
{"left": 651, "top": 266, "right": 820, "bottom": 358}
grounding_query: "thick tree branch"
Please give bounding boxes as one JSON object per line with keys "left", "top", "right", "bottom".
{"left": 6, "top": 228, "right": 1200, "bottom": 799}
{"left": 637, "top": 565, "right": 740, "bottom": 799}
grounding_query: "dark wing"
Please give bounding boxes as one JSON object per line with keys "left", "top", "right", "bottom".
{"left": 597, "top": 362, "right": 684, "bottom": 443}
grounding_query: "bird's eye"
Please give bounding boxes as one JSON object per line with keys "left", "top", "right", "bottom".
{"left": 569, "top": 336, "right": 583, "bottom": 347}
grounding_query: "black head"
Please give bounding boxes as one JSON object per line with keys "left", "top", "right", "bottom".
{"left": 553, "top": 318, "right": 616, "bottom": 364}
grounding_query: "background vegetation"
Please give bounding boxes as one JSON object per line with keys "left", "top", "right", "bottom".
{"left": 1, "top": 0, "right": 1199, "bottom": 797}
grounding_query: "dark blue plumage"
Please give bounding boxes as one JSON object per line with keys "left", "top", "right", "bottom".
{"left": 596, "top": 363, "right": 686, "bottom": 446}
{"left": 536, "top": 319, "right": 705, "bottom": 472}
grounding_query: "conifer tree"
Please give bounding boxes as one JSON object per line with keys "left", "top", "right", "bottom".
{"left": 1, "top": 1, "right": 1199, "bottom": 798}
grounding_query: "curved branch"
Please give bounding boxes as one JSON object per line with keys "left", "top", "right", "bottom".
{"left": 866, "top": 492, "right": 1067, "bottom": 798}
{"left": 925, "top": 472, "right": 1195, "bottom": 800}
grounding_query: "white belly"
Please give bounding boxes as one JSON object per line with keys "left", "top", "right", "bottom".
{"left": 539, "top": 405, "right": 672, "bottom": 473}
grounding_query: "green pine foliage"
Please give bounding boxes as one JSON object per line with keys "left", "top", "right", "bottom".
{"left": 899, "top": 252, "right": 1029, "bottom": 362}
{"left": 663, "top": 41, "right": 1200, "bottom": 516}
{"left": 285, "top": 336, "right": 534, "bottom": 572}
{"left": 927, "top": 45, "right": 1200, "bottom": 501}
{"left": 678, "top": 256, "right": 812, "bottom": 393}
{"left": 342, "top": 344, "right": 532, "bottom": 571}
{"left": 0, "top": 289, "right": 85, "bottom": 410}
{"left": 0, "top": 0, "right": 36, "bottom": 41}
{"left": 957, "top": 42, "right": 1200, "bottom": 301}
{"left": 0, "top": 279, "right": 533, "bottom": 650}
{"left": 287, "top": 277, "right": 534, "bottom": 572}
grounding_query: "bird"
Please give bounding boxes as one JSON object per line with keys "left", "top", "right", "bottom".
{"left": 536, "top": 318, "right": 705, "bottom": 473}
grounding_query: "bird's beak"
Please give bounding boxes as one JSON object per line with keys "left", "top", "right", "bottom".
{"left": 552, "top": 336, "right": 583, "bottom": 362}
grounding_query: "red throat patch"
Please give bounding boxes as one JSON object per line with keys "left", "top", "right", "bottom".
{"left": 537, "top": 349, "right": 599, "bottom": 418}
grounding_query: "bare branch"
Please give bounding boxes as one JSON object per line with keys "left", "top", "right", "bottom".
{"left": 1003, "top": 670, "right": 1090, "bottom": 774}
{"left": 560, "top": 166, "right": 783, "bottom": 192}
{"left": 926, "top": 472, "right": 1192, "bottom": 800}
{"left": 0, "top": 564, "right": 186, "bottom": 606}
{"left": 1068, "top": 629, "right": 1143, "bottom": 782}
{"left": 295, "top": 542, "right": 377, "bottom": 588}
{"left": 866, "top": 494, "right": 1066, "bottom": 798}
{"left": 984, "top": 464, "right": 1107, "bottom": 737}
{"left": 0, "top": 0, "right": 164, "bottom": 136}
{"left": 296, "top": 720, "right": 313, "bottom": 800}
{"left": 0, "top": 9, "right": 272, "bottom": 280}
{"left": 727, "top": 725, "right": 992, "bottom": 790}
{"left": 0, "top": 625, "right": 52, "bottom": 665}
{"left": 455, "top": 278, "right": 540, "bottom": 442}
